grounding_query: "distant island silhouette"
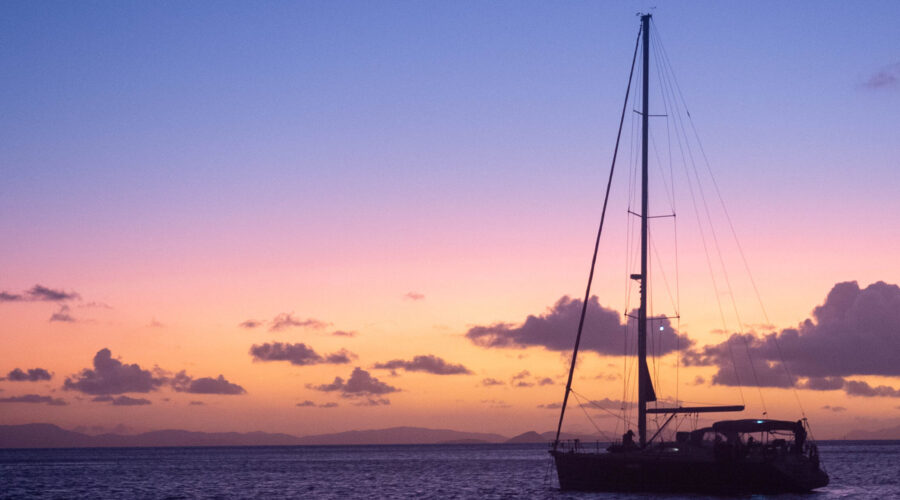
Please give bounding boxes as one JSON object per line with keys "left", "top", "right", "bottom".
{"left": 4, "top": 423, "right": 896, "bottom": 449}
{"left": 0, "top": 424, "right": 602, "bottom": 449}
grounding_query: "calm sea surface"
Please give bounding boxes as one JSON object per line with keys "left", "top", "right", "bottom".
{"left": 0, "top": 441, "right": 896, "bottom": 499}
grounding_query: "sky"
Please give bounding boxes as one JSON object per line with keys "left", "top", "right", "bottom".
{"left": 1, "top": 1, "right": 899, "bottom": 440}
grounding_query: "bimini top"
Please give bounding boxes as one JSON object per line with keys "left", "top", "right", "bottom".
{"left": 712, "top": 419, "right": 803, "bottom": 434}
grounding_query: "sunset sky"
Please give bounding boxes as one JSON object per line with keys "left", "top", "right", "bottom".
{"left": 2, "top": 1, "right": 900, "bottom": 440}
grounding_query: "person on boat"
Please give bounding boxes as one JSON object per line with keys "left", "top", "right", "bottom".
{"left": 622, "top": 429, "right": 636, "bottom": 448}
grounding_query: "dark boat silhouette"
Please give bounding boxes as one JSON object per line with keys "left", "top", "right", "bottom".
{"left": 548, "top": 14, "right": 829, "bottom": 494}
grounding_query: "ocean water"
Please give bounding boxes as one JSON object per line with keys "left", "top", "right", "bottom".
{"left": 0, "top": 441, "right": 896, "bottom": 499}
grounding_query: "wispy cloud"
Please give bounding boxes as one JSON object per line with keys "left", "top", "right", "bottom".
{"left": 269, "top": 313, "right": 329, "bottom": 332}
{"left": 0, "top": 394, "right": 67, "bottom": 406}
{"left": 0, "top": 284, "right": 80, "bottom": 303}
{"left": 863, "top": 62, "right": 900, "bottom": 90}
{"left": 403, "top": 292, "right": 425, "bottom": 301}
{"left": 373, "top": 355, "right": 472, "bottom": 375}
{"left": 92, "top": 395, "right": 152, "bottom": 406}
{"left": 49, "top": 305, "right": 76, "bottom": 323}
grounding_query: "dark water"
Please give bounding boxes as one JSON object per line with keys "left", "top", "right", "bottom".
{"left": 0, "top": 441, "right": 896, "bottom": 499}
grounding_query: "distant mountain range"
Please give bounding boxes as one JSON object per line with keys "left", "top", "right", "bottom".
{"left": 844, "top": 424, "right": 900, "bottom": 440}
{"left": 0, "top": 423, "right": 600, "bottom": 449}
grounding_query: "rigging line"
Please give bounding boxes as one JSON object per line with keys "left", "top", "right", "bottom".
{"left": 656, "top": 51, "right": 744, "bottom": 406}
{"left": 571, "top": 388, "right": 629, "bottom": 424}
{"left": 570, "top": 391, "right": 614, "bottom": 443}
{"left": 650, "top": 36, "right": 677, "bottom": 213}
{"left": 649, "top": 229, "right": 678, "bottom": 315}
{"left": 648, "top": 129, "right": 676, "bottom": 210}
{"left": 653, "top": 32, "right": 767, "bottom": 415}
{"left": 654, "top": 34, "right": 804, "bottom": 417}
{"left": 652, "top": 34, "right": 683, "bottom": 406}
{"left": 553, "top": 25, "right": 641, "bottom": 448}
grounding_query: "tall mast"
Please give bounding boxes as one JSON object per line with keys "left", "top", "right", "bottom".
{"left": 638, "top": 12, "right": 651, "bottom": 449}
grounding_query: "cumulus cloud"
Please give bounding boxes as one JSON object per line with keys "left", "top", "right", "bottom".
{"left": 92, "top": 395, "right": 152, "bottom": 406}
{"left": 481, "top": 378, "right": 505, "bottom": 387}
{"left": 0, "top": 394, "right": 67, "bottom": 406}
{"left": 249, "top": 342, "right": 355, "bottom": 366}
{"left": 466, "top": 296, "right": 691, "bottom": 355}
{"left": 372, "top": 355, "right": 472, "bottom": 375}
{"left": 269, "top": 313, "right": 328, "bottom": 332}
{"left": 4, "top": 368, "right": 53, "bottom": 382}
{"left": 404, "top": 292, "right": 425, "bottom": 301}
{"left": 537, "top": 377, "right": 554, "bottom": 386}
{"left": 863, "top": 62, "right": 900, "bottom": 90}
{"left": 49, "top": 305, "right": 76, "bottom": 323}
{"left": 309, "top": 367, "right": 399, "bottom": 402}
{"left": 844, "top": 380, "right": 900, "bottom": 398}
{"left": 685, "top": 282, "right": 900, "bottom": 391}
{"left": 170, "top": 371, "right": 246, "bottom": 395}
{"left": 64, "top": 349, "right": 165, "bottom": 395}
{"left": 296, "top": 400, "right": 315, "bottom": 407}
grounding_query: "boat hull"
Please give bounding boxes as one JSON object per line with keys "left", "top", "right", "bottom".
{"left": 550, "top": 450, "right": 829, "bottom": 494}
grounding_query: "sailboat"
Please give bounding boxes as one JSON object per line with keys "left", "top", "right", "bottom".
{"left": 549, "top": 14, "right": 829, "bottom": 494}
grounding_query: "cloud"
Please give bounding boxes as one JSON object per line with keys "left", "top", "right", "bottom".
{"left": 538, "top": 377, "right": 554, "bottom": 386}
{"left": 269, "top": 313, "right": 328, "bottom": 332}
{"left": 249, "top": 342, "right": 355, "bottom": 366}
{"left": 372, "top": 355, "right": 472, "bottom": 375}
{"left": 189, "top": 401, "right": 205, "bottom": 406}
{"left": 481, "top": 399, "right": 511, "bottom": 408}
{"left": 296, "top": 400, "right": 315, "bottom": 407}
{"left": 0, "top": 394, "right": 67, "bottom": 406}
{"left": 4, "top": 368, "right": 53, "bottom": 382}
{"left": 309, "top": 367, "right": 399, "bottom": 400}
{"left": 466, "top": 296, "right": 691, "bottom": 355}
{"left": 684, "top": 282, "right": 900, "bottom": 388}
{"left": 481, "top": 378, "right": 505, "bottom": 387}
{"left": 49, "top": 305, "right": 76, "bottom": 323}
{"left": 1, "top": 284, "right": 81, "bottom": 303}
{"left": 319, "top": 402, "right": 338, "bottom": 408}
{"left": 822, "top": 405, "right": 846, "bottom": 412}
{"left": 844, "top": 380, "right": 900, "bottom": 398}
{"left": 92, "top": 395, "right": 152, "bottom": 406}
{"left": 29, "top": 285, "right": 80, "bottom": 301}
{"left": 331, "top": 330, "right": 356, "bottom": 337}
{"left": 404, "top": 292, "right": 425, "bottom": 301}
{"left": 537, "top": 398, "right": 623, "bottom": 410}
{"left": 148, "top": 318, "right": 165, "bottom": 328}
{"left": 863, "top": 62, "right": 900, "bottom": 90}
{"left": 64, "top": 348, "right": 165, "bottom": 395}
{"left": 801, "top": 377, "right": 847, "bottom": 391}
{"left": 170, "top": 371, "right": 246, "bottom": 395}
{"left": 353, "top": 397, "right": 391, "bottom": 406}
{"left": 238, "top": 320, "right": 262, "bottom": 329}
